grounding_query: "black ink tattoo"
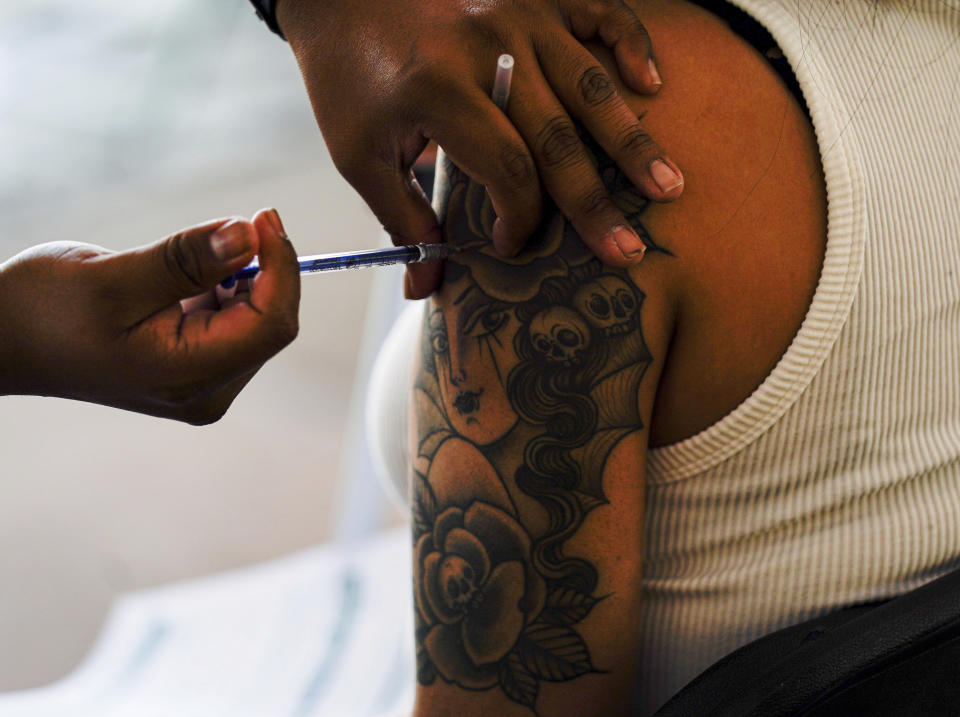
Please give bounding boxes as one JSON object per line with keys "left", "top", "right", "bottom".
{"left": 411, "top": 127, "right": 667, "bottom": 713}
{"left": 578, "top": 66, "right": 616, "bottom": 107}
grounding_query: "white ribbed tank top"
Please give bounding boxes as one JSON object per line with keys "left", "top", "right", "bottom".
{"left": 366, "top": 1, "right": 960, "bottom": 714}
{"left": 639, "top": 0, "right": 960, "bottom": 713}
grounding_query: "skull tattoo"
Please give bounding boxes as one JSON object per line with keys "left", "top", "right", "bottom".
{"left": 573, "top": 275, "right": 639, "bottom": 336}
{"left": 438, "top": 555, "right": 481, "bottom": 612}
{"left": 528, "top": 306, "right": 591, "bottom": 366}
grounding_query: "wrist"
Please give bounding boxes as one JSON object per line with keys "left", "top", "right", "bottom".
{"left": 0, "top": 244, "right": 95, "bottom": 399}
{"left": 0, "top": 264, "right": 9, "bottom": 395}
{"left": 0, "top": 258, "right": 29, "bottom": 396}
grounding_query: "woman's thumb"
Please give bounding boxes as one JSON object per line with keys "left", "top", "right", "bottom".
{"left": 169, "top": 219, "right": 257, "bottom": 296}
{"left": 208, "top": 220, "right": 257, "bottom": 272}
{"left": 110, "top": 217, "right": 259, "bottom": 320}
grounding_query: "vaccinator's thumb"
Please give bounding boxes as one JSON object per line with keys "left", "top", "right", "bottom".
{"left": 115, "top": 218, "right": 259, "bottom": 319}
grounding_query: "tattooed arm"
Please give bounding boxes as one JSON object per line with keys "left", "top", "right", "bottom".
{"left": 406, "top": 1, "right": 826, "bottom": 714}
{"left": 408, "top": 130, "right": 676, "bottom": 715}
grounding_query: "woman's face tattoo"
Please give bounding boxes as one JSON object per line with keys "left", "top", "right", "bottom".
{"left": 428, "top": 277, "right": 520, "bottom": 446}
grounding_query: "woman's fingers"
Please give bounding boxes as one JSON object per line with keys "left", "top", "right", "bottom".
{"left": 536, "top": 36, "right": 683, "bottom": 202}
{"left": 504, "top": 55, "right": 648, "bottom": 266}
{"left": 280, "top": 0, "right": 681, "bottom": 284}
{"left": 343, "top": 156, "right": 447, "bottom": 299}
{"left": 140, "top": 209, "right": 300, "bottom": 389}
{"left": 562, "top": 0, "right": 661, "bottom": 94}
{"left": 424, "top": 79, "right": 544, "bottom": 258}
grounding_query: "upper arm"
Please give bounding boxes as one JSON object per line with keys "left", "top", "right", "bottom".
{"left": 408, "top": 136, "right": 677, "bottom": 716}
{"left": 406, "top": 2, "right": 827, "bottom": 712}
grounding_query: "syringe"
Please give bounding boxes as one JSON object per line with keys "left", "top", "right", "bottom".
{"left": 221, "top": 242, "right": 459, "bottom": 288}
{"left": 223, "top": 54, "right": 513, "bottom": 290}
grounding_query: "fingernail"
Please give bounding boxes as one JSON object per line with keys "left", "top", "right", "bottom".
{"left": 609, "top": 225, "right": 646, "bottom": 260}
{"left": 649, "top": 159, "right": 684, "bottom": 193}
{"left": 648, "top": 58, "right": 662, "bottom": 87}
{"left": 210, "top": 221, "right": 251, "bottom": 262}
{"left": 267, "top": 208, "right": 286, "bottom": 238}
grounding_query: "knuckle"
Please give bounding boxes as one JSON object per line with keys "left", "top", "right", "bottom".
{"left": 579, "top": 0, "right": 601, "bottom": 13}
{"left": 409, "top": 70, "right": 470, "bottom": 126}
{"left": 281, "top": 317, "right": 300, "bottom": 346}
{"left": 619, "top": 124, "right": 658, "bottom": 156}
{"left": 331, "top": 150, "right": 368, "bottom": 186}
{"left": 499, "top": 144, "right": 536, "bottom": 187}
{"left": 268, "top": 313, "right": 300, "bottom": 350}
{"left": 586, "top": 0, "right": 619, "bottom": 15}
{"left": 537, "top": 116, "right": 583, "bottom": 169}
{"left": 602, "top": 0, "right": 637, "bottom": 25}
{"left": 155, "top": 380, "right": 200, "bottom": 409}
{"left": 628, "top": 17, "right": 652, "bottom": 44}
{"left": 156, "top": 377, "right": 233, "bottom": 426}
{"left": 576, "top": 186, "right": 617, "bottom": 219}
{"left": 163, "top": 232, "right": 204, "bottom": 290}
{"left": 577, "top": 65, "right": 617, "bottom": 107}
{"left": 404, "top": 62, "right": 449, "bottom": 100}
{"left": 453, "top": 8, "right": 510, "bottom": 51}
{"left": 330, "top": 123, "right": 390, "bottom": 180}
{"left": 180, "top": 402, "right": 229, "bottom": 426}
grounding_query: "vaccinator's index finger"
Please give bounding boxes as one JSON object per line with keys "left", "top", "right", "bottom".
{"left": 425, "top": 82, "right": 543, "bottom": 257}
{"left": 340, "top": 153, "right": 445, "bottom": 298}
{"left": 247, "top": 209, "right": 301, "bottom": 326}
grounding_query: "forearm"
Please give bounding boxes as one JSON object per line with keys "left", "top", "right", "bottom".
{"left": 0, "top": 242, "right": 132, "bottom": 400}
{"left": 0, "top": 247, "right": 69, "bottom": 397}
{"left": 0, "top": 258, "right": 21, "bottom": 395}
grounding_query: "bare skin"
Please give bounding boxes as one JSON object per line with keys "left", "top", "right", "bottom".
{"left": 615, "top": 1, "right": 826, "bottom": 444}
{"left": 409, "top": 1, "right": 826, "bottom": 715}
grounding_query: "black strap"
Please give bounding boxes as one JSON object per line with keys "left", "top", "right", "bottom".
{"left": 247, "top": 0, "right": 285, "bottom": 41}
{"left": 655, "top": 565, "right": 960, "bottom": 716}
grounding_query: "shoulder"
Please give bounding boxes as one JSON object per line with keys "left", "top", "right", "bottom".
{"left": 601, "top": 0, "right": 828, "bottom": 444}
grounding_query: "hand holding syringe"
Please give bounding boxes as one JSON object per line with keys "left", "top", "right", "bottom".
{"left": 221, "top": 55, "right": 516, "bottom": 290}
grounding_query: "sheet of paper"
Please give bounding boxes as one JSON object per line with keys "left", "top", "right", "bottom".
{"left": 0, "top": 531, "right": 415, "bottom": 717}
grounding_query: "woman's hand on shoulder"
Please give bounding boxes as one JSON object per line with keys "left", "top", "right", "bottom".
{"left": 277, "top": 0, "right": 684, "bottom": 298}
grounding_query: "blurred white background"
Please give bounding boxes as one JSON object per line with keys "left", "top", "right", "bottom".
{"left": 0, "top": 0, "right": 405, "bottom": 691}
